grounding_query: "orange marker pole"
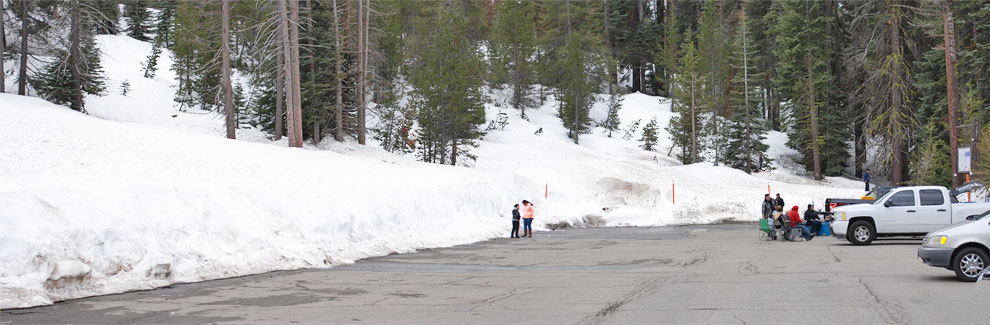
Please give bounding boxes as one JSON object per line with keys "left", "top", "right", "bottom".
{"left": 545, "top": 182, "right": 548, "bottom": 199}
{"left": 967, "top": 173, "right": 972, "bottom": 202}
{"left": 672, "top": 182, "right": 675, "bottom": 205}
{"left": 768, "top": 182, "right": 771, "bottom": 195}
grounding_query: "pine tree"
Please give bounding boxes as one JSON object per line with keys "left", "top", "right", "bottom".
{"left": 696, "top": 0, "right": 730, "bottom": 165}
{"left": 32, "top": 1, "right": 106, "bottom": 112}
{"left": 955, "top": 0, "right": 990, "bottom": 122}
{"left": 640, "top": 118, "right": 658, "bottom": 151}
{"left": 607, "top": 0, "right": 661, "bottom": 94}
{"left": 559, "top": 34, "right": 598, "bottom": 144}
{"left": 724, "top": 8, "right": 771, "bottom": 173}
{"left": 371, "top": 2, "right": 412, "bottom": 153}
{"left": 846, "top": 0, "right": 918, "bottom": 184}
{"left": 172, "top": 1, "right": 221, "bottom": 111}
{"left": 656, "top": 0, "right": 680, "bottom": 98}
{"left": 775, "top": 0, "right": 846, "bottom": 180}
{"left": 491, "top": 0, "right": 538, "bottom": 118}
{"left": 91, "top": 0, "right": 120, "bottom": 35}
{"left": 556, "top": 0, "right": 605, "bottom": 145}
{"left": 600, "top": 93, "right": 623, "bottom": 137}
{"left": 408, "top": 3, "right": 486, "bottom": 165}
{"left": 909, "top": 121, "right": 952, "bottom": 186}
{"left": 123, "top": 0, "right": 152, "bottom": 41}
{"left": 746, "top": 0, "right": 782, "bottom": 131}
{"left": 152, "top": 0, "right": 176, "bottom": 48}
{"left": 666, "top": 29, "right": 705, "bottom": 165}
{"left": 142, "top": 39, "right": 161, "bottom": 78}
{"left": 120, "top": 79, "right": 130, "bottom": 95}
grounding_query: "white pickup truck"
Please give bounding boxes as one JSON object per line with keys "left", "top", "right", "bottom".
{"left": 831, "top": 185, "right": 990, "bottom": 245}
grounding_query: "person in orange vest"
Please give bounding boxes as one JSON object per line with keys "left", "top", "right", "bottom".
{"left": 521, "top": 200, "right": 535, "bottom": 238}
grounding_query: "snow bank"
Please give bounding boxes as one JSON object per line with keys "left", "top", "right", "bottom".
{"left": 0, "top": 34, "right": 865, "bottom": 309}
{"left": 0, "top": 94, "right": 529, "bottom": 308}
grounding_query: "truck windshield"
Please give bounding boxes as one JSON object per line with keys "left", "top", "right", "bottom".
{"left": 872, "top": 190, "right": 896, "bottom": 205}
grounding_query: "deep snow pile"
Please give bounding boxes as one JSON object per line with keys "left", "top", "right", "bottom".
{"left": 0, "top": 34, "right": 863, "bottom": 309}
{"left": 0, "top": 94, "right": 528, "bottom": 308}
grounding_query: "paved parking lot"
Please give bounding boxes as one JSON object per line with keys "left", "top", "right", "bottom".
{"left": 2, "top": 224, "right": 985, "bottom": 324}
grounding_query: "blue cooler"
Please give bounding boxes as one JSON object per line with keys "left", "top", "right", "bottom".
{"left": 820, "top": 221, "right": 831, "bottom": 236}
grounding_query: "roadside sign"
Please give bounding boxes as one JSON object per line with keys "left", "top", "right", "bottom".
{"left": 959, "top": 147, "right": 972, "bottom": 173}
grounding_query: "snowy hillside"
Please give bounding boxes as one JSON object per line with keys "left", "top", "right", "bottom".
{"left": 477, "top": 90, "right": 863, "bottom": 226}
{"left": 0, "top": 35, "right": 863, "bottom": 308}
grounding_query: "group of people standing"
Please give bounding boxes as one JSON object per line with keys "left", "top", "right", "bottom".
{"left": 761, "top": 193, "right": 822, "bottom": 241}
{"left": 511, "top": 200, "right": 535, "bottom": 238}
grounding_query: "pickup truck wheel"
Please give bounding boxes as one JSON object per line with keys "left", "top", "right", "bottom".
{"left": 848, "top": 221, "right": 875, "bottom": 246}
{"left": 953, "top": 247, "right": 988, "bottom": 282}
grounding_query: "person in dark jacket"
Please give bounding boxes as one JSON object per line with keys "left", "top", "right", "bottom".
{"left": 762, "top": 195, "right": 777, "bottom": 240}
{"left": 762, "top": 194, "right": 774, "bottom": 219}
{"left": 774, "top": 194, "right": 785, "bottom": 210}
{"left": 863, "top": 169, "right": 871, "bottom": 191}
{"left": 804, "top": 204, "right": 822, "bottom": 235}
{"left": 511, "top": 204, "right": 521, "bottom": 238}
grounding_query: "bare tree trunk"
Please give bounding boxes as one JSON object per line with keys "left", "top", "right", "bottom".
{"left": 944, "top": 0, "right": 961, "bottom": 187}
{"left": 332, "top": 0, "right": 344, "bottom": 142}
{"left": 854, "top": 116, "right": 865, "bottom": 177}
{"left": 277, "top": 0, "right": 301, "bottom": 147}
{"left": 306, "top": 0, "right": 321, "bottom": 143}
{"left": 451, "top": 137, "right": 457, "bottom": 166}
{"left": 808, "top": 67, "right": 822, "bottom": 181}
{"left": 565, "top": 0, "right": 578, "bottom": 145}
{"left": 19, "top": 0, "right": 29, "bottom": 95}
{"left": 691, "top": 71, "right": 697, "bottom": 163}
{"left": 603, "top": 0, "right": 613, "bottom": 96}
{"left": 275, "top": 46, "right": 285, "bottom": 140}
{"left": 743, "top": 12, "right": 751, "bottom": 171}
{"left": 221, "top": 0, "right": 236, "bottom": 139}
{"left": 890, "top": 15, "right": 904, "bottom": 185}
{"left": 288, "top": 0, "right": 304, "bottom": 147}
{"left": 0, "top": 0, "right": 6, "bottom": 93}
{"left": 70, "top": 0, "right": 83, "bottom": 112}
{"left": 356, "top": 0, "right": 367, "bottom": 145}
{"left": 364, "top": 0, "right": 370, "bottom": 111}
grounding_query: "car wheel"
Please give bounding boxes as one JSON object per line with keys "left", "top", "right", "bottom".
{"left": 953, "top": 247, "right": 989, "bottom": 282}
{"left": 848, "top": 221, "right": 875, "bottom": 246}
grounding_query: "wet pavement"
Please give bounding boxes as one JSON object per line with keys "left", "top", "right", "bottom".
{"left": 2, "top": 224, "right": 985, "bottom": 324}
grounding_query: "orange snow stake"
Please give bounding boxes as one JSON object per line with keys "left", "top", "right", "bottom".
{"left": 672, "top": 182, "right": 675, "bottom": 205}
{"left": 545, "top": 182, "right": 548, "bottom": 199}
{"left": 968, "top": 173, "right": 972, "bottom": 202}
{"left": 768, "top": 182, "right": 771, "bottom": 195}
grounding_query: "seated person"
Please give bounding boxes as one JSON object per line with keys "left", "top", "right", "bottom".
{"left": 804, "top": 204, "right": 822, "bottom": 234}
{"left": 788, "top": 205, "right": 814, "bottom": 241}
{"left": 773, "top": 206, "right": 790, "bottom": 240}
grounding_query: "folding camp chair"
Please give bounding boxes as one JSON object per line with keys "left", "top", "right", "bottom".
{"left": 759, "top": 218, "right": 773, "bottom": 241}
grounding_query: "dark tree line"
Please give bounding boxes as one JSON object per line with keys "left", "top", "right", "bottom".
{"left": 4, "top": 0, "right": 990, "bottom": 181}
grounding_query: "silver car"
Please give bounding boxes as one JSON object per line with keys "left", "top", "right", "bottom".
{"left": 918, "top": 210, "right": 990, "bottom": 281}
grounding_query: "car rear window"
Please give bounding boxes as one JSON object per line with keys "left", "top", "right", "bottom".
{"left": 919, "top": 190, "right": 945, "bottom": 206}
{"left": 889, "top": 190, "right": 916, "bottom": 207}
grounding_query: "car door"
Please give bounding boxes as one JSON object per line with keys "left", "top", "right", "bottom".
{"left": 917, "top": 189, "right": 950, "bottom": 233}
{"left": 879, "top": 189, "right": 919, "bottom": 233}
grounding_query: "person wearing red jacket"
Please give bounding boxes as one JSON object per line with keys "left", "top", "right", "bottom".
{"left": 788, "top": 205, "right": 814, "bottom": 241}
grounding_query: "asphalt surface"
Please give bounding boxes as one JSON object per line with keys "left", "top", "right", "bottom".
{"left": 2, "top": 224, "right": 986, "bottom": 324}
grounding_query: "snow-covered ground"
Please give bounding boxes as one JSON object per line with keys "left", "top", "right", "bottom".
{"left": 478, "top": 89, "right": 862, "bottom": 227}
{"left": 0, "top": 35, "right": 861, "bottom": 309}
